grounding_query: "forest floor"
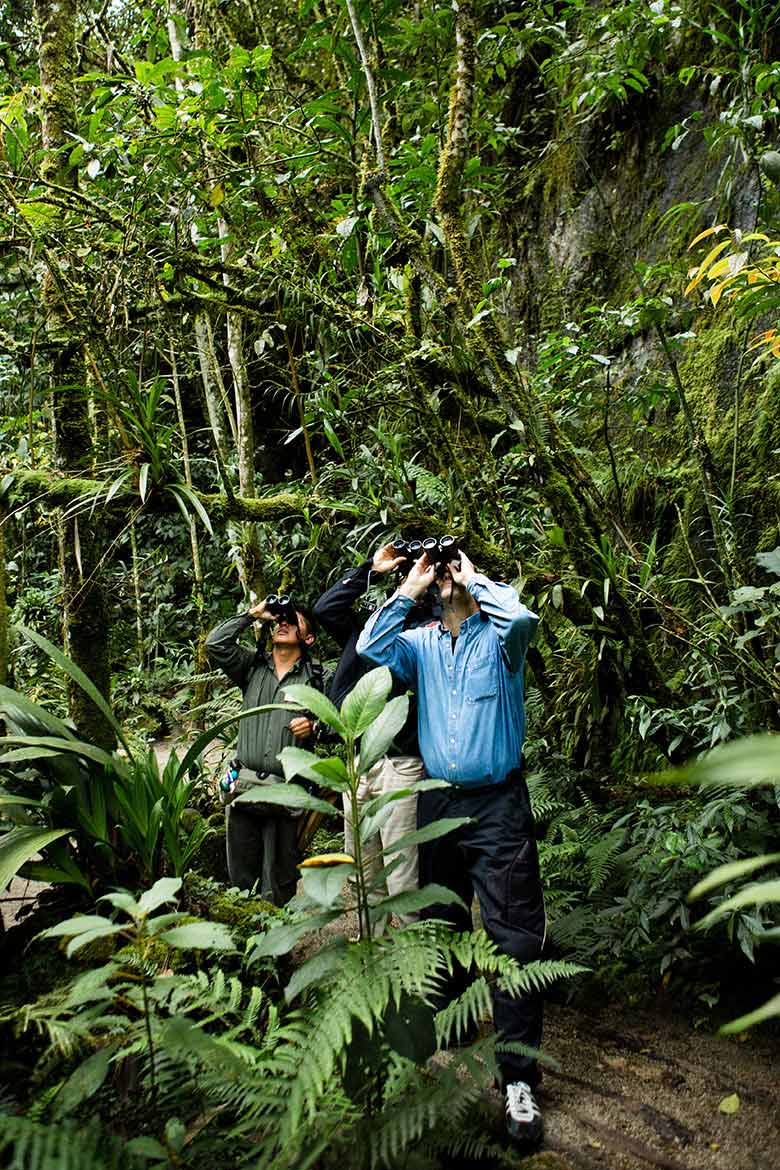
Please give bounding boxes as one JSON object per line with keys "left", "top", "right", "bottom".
{"left": 295, "top": 908, "right": 779, "bottom": 1170}
{"left": 2, "top": 879, "right": 778, "bottom": 1169}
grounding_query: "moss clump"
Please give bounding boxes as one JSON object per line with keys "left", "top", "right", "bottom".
{"left": 183, "top": 874, "right": 280, "bottom": 952}
{"left": 676, "top": 322, "right": 739, "bottom": 453}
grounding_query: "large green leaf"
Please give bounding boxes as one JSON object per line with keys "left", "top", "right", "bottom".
{"left": 138, "top": 876, "right": 182, "bottom": 917}
{"left": 160, "top": 921, "right": 236, "bottom": 951}
{"left": 0, "top": 684, "right": 76, "bottom": 740}
{"left": 652, "top": 733, "right": 780, "bottom": 789}
{"left": 361, "top": 778, "right": 450, "bottom": 820}
{"left": 300, "top": 862, "right": 353, "bottom": 908}
{"left": 55, "top": 1045, "right": 114, "bottom": 1117}
{"left": 689, "top": 852, "right": 780, "bottom": 901}
{"left": 14, "top": 624, "right": 132, "bottom": 757}
{"left": 720, "top": 992, "right": 780, "bottom": 1034}
{"left": 358, "top": 694, "right": 410, "bottom": 773}
{"left": 0, "top": 735, "right": 129, "bottom": 779}
{"left": 246, "top": 910, "right": 343, "bottom": 960}
{"left": 382, "top": 817, "right": 472, "bottom": 856}
{"left": 369, "top": 884, "right": 467, "bottom": 921}
{"left": 383, "top": 993, "right": 437, "bottom": 1063}
{"left": 234, "top": 782, "right": 337, "bottom": 815}
{"left": 39, "top": 914, "right": 115, "bottom": 939}
{"left": 281, "top": 684, "right": 346, "bottom": 735}
{"left": 284, "top": 940, "right": 348, "bottom": 1002}
{"left": 173, "top": 703, "right": 282, "bottom": 783}
{"left": 0, "top": 747, "right": 69, "bottom": 765}
{"left": 279, "top": 747, "right": 350, "bottom": 792}
{"left": 695, "top": 879, "right": 780, "bottom": 929}
{"left": 0, "top": 826, "right": 71, "bottom": 891}
{"left": 341, "top": 667, "right": 392, "bottom": 736}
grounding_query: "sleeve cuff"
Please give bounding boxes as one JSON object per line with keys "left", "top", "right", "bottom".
{"left": 387, "top": 590, "right": 415, "bottom": 610}
{"left": 466, "top": 574, "right": 492, "bottom": 596}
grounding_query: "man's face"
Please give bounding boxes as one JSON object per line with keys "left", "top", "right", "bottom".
{"left": 437, "top": 562, "right": 459, "bottom": 605}
{"left": 271, "top": 612, "right": 314, "bottom": 648}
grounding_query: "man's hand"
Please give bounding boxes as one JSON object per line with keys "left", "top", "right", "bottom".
{"left": 249, "top": 599, "right": 274, "bottom": 621}
{"left": 398, "top": 553, "right": 436, "bottom": 601}
{"left": 289, "top": 716, "right": 314, "bottom": 740}
{"left": 449, "top": 548, "right": 477, "bottom": 589}
{"left": 372, "top": 542, "right": 407, "bottom": 575}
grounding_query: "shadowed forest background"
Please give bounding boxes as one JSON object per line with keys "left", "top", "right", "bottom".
{"left": 0, "top": 0, "right": 779, "bottom": 1167}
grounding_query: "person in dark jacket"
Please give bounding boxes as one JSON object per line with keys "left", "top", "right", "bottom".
{"left": 205, "top": 599, "right": 323, "bottom": 905}
{"left": 313, "top": 542, "right": 434, "bottom": 931}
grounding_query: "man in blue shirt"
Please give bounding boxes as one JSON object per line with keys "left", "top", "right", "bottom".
{"left": 356, "top": 548, "right": 546, "bottom": 1146}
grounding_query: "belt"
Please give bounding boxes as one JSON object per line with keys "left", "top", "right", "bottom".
{"left": 442, "top": 766, "right": 523, "bottom": 797}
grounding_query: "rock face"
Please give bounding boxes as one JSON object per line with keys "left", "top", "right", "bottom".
{"left": 495, "top": 57, "right": 778, "bottom": 572}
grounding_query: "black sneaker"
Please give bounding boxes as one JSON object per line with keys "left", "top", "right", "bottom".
{"left": 505, "top": 1080, "right": 543, "bottom": 1145}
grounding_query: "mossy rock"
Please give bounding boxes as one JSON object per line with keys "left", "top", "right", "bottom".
{"left": 183, "top": 874, "right": 280, "bottom": 951}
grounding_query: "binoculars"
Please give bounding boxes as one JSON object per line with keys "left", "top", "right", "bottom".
{"left": 266, "top": 594, "right": 298, "bottom": 624}
{"left": 391, "top": 535, "right": 460, "bottom": 573}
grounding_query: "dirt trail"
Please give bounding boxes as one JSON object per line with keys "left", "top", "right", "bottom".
{"left": 298, "top": 907, "right": 779, "bottom": 1170}
{"left": 533, "top": 1002, "right": 778, "bottom": 1170}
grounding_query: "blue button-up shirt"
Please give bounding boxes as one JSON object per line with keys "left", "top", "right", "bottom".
{"left": 356, "top": 575, "right": 538, "bottom": 787}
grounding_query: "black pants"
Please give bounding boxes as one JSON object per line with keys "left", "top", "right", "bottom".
{"left": 225, "top": 805, "right": 299, "bottom": 906}
{"left": 417, "top": 777, "right": 546, "bottom": 1088}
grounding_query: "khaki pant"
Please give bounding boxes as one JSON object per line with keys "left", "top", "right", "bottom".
{"left": 343, "top": 755, "right": 424, "bottom": 933}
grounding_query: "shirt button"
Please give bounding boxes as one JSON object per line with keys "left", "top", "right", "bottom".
{"left": 450, "top": 737, "right": 455, "bottom": 743}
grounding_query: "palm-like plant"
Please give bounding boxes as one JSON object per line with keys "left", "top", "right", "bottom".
{"left": 0, "top": 624, "right": 273, "bottom": 894}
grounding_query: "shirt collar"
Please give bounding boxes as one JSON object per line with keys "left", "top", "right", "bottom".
{"left": 436, "top": 610, "right": 484, "bottom": 636}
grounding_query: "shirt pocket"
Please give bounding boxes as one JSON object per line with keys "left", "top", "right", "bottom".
{"left": 465, "top": 656, "right": 497, "bottom": 703}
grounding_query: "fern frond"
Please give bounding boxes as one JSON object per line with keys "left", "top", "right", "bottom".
{"left": 547, "top": 904, "right": 602, "bottom": 960}
{"left": 497, "top": 958, "right": 587, "bottom": 996}
{"left": 0, "top": 1117, "right": 137, "bottom": 1170}
{"left": 368, "top": 1049, "right": 488, "bottom": 1169}
{"left": 434, "top": 977, "right": 492, "bottom": 1047}
{"left": 587, "top": 827, "right": 627, "bottom": 892}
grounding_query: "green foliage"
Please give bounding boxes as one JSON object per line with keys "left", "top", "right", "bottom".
{"left": 0, "top": 671, "right": 583, "bottom": 1168}
{"left": 0, "top": 630, "right": 296, "bottom": 891}
{"left": 528, "top": 758, "right": 778, "bottom": 1003}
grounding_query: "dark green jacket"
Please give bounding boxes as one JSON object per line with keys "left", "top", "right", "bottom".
{"left": 205, "top": 614, "right": 324, "bottom": 775}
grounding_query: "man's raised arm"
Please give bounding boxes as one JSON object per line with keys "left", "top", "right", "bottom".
{"left": 356, "top": 593, "right": 418, "bottom": 686}
{"left": 468, "top": 577, "right": 538, "bottom": 672}
{"left": 205, "top": 612, "right": 257, "bottom": 689}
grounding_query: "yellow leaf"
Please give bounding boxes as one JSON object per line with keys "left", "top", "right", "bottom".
{"left": 718, "top": 1093, "right": 740, "bottom": 1114}
{"left": 697, "top": 237, "right": 733, "bottom": 273}
{"left": 683, "top": 267, "right": 700, "bottom": 296}
{"left": 299, "top": 853, "right": 354, "bottom": 868}
{"left": 710, "top": 281, "right": 728, "bottom": 306}
{"left": 707, "top": 257, "right": 731, "bottom": 281}
{"left": 689, "top": 223, "right": 727, "bottom": 249}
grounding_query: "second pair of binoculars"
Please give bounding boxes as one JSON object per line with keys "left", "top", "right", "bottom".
{"left": 392, "top": 534, "right": 460, "bottom": 569}
{"left": 265, "top": 594, "right": 298, "bottom": 624}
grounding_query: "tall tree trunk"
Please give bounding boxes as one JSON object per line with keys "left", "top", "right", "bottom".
{"left": 35, "top": 0, "right": 114, "bottom": 747}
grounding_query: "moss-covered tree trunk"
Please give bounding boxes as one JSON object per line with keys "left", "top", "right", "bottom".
{"left": 35, "top": 0, "right": 114, "bottom": 747}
